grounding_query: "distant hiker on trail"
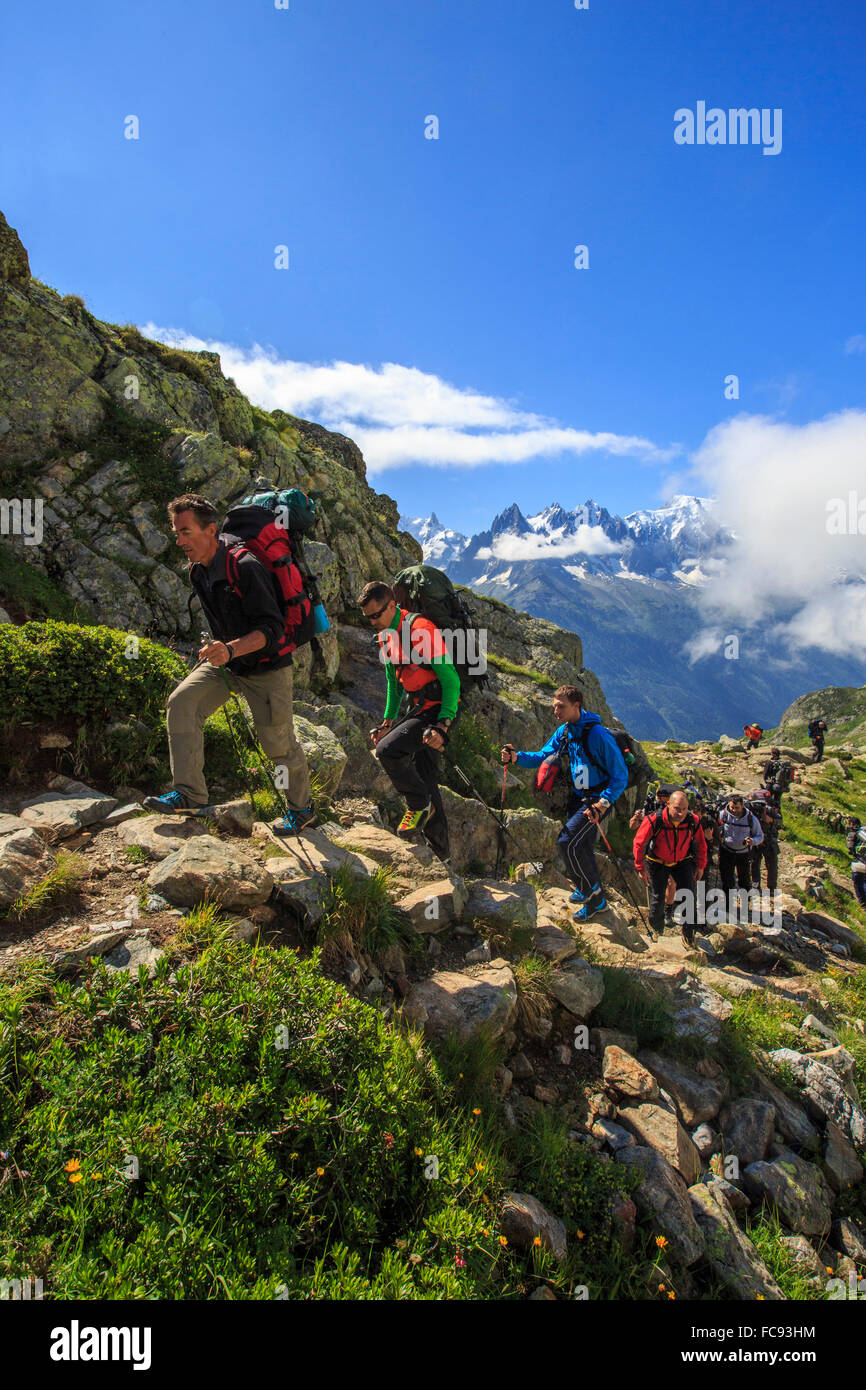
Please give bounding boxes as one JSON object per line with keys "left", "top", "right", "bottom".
{"left": 808, "top": 717, "right": 827, "bottom": 763}
{"left": 743, "top": 723, "right": 764, "bottom": 751}
{"left": 762, "top": 747, "right": 793, "bottom": 806}
{"left": 633, "top": 789, "right": 707, "bottom": 946}
{"left": 718, "top": 794, "right": 763, "bottom": 897}
{"left": 845, "top": 816, "right": 866, "bottom": 909}
{"left": 359, "top": 580, "right": 459, "bottom": 864}
{"left": 749, "top": 794, "right": 782, "bottom": 894}
{"left": 500, "top": 686, "right": 628, "bottom": 923}
{"left": 143, "top": 494, "right": 314, "bottom": 836}
{"left": 629, "top": 783, "right": 676, "bottom": 831}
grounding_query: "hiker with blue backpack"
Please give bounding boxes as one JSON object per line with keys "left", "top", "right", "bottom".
{"left": 143, "top": 491, "right": 321, "bottom": 836}
{"left": 500, "top": 685, "right": 628, "bottom": 922}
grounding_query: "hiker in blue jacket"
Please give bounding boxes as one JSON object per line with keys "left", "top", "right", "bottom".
{"left": 501, "top": 685, "right": 628, "bottom": 922}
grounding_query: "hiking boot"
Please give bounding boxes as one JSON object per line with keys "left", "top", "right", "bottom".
{"left": 397, "top": 803, "right": 434, "bottom": 837}
{"left": 568, "top": 887, "right": 587, "bottom": 904}
{"left": 572, "top": 888, "right": 606, "bottom": 923}
{"left": 272, "top": 804, "right": 317, "bottom": 838}
{"left": 142, "top": 789, "right": 207, "bottom": 815}
{"left": 663, "top": 907, "right": 675, "bottom": 932}
{"left": 681, "top": 926, "right": 695, "bottom": 947}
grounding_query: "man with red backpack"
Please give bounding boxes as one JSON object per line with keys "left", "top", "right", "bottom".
{"left": 743, "top": 723, "right": 764, "bottom": 751}
{"left": 633, "top": 789, "right": 708, "bottom": 945}
{"left": 143, "top": 493, "right": 314, "bottom": 835}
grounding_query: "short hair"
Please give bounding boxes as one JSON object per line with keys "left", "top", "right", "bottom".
{"left": 668, "top": 789, "right": 688, "bottom": 808}
{"left": 357, "top": 581, "right": 394, "bottom": 609}
{"left": 770, "top": 746, "right": 780, "bottom": 755}
{"left": 167, "top": 494, "right": 219, "bottom": 528}
{"left": 554, "top": 685, "right": 584, "bottom": 707}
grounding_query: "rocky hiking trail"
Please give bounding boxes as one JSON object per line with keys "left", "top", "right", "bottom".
{"left": 2, "top": 731, "right": 865, "bottom": 1301}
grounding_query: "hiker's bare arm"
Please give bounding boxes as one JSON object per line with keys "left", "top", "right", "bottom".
{"left": 199, "top": 630, "right": 267, "bottom": 664}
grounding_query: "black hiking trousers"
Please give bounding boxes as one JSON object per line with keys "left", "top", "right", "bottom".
{"left": 751, "top": 842, "right": 779, "bottom": 892}
{"left": 375, "top": 705, "right": 450, "bottom": 859}
{"left": 647, "top": 858, "right": 697, "bottom": 938}
{"left": 811, "top": 735, "right": 824, "bottom": 763}
{"left": 558, "top": 791, "right": 604, "bottom": 896}
{"left": 719, "top": 847, "right": 752, "bottom": 894}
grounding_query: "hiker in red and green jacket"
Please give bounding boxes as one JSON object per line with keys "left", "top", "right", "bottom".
{"left": 743, "top": 723, "right": 764, "bottom": 751}
{"left": 359, "top": 581, "right": 460, "bottom": 864}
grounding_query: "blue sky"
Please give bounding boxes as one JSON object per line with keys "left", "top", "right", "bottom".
{"left": 3, "top": 0, "right": 865, "bottom": 534}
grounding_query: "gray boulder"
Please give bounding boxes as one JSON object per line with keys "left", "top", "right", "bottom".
{"left": 500, "top": 1192, "right": 567, "bottom": 1262}
{"left": 824, "top": 1121, "right": 864, "bottom": 1194}
{"left": 743, "top": 1151, "right": 833, "bottom": 1237}
{"left": 719, "top": 1099, "right": 776, "bottom": 1167}
{"left": 549, "top": 957, "right": 605, "bottom": 1018}
{"left": 615, "top": 1145, "right": 705, "bottom": 1267}
{"left": 688, "top": 1183, "right": 785, "bottom": 1300}
{"left": 147, "top": 834, "right": 274, "bottom": 910}
{"left": 0, "top": 813, "right": 56, "bottom": 909}
{"left": 769, "top": 1049, "right": 866, "bottom": 1149}
{"left": 639, "top": 1050, "right": 728, "bottom": 1127}
{"left": 463, "top": 879, "right": 538, "bottom": 931}
{"left": 402, "top": 960, "right": 517, "bottom": 1042}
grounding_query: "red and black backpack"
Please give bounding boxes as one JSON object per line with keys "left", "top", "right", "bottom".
{"left": 219, "top": 504, "right": 316, "bottom": 660}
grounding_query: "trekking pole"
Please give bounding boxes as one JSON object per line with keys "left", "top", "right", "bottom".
{"left": 581, "top": 804, "right": 656, "bottom": 940}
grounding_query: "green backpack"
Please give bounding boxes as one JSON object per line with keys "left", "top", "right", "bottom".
{"left": 392, "top": 564, "right": 488, "bottom": 692}
{"left": 241, "top": 486, "right": 318, "bottom": 536}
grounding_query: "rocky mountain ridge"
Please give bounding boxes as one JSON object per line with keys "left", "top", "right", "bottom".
{"left": 401, "top": 502, "right": 866, "bottom": 743}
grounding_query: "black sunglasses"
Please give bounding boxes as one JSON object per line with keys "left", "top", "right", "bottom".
{"left": 364, "top": 601, "right": 391, "bottom": 622}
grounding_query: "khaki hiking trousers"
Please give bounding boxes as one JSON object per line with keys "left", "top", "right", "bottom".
{"left": 166, "top": 662, "right": 312, "bottom": 811}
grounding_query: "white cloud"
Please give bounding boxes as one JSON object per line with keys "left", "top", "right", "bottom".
{"left": 845, "top": 334, "right": 866, "bottom": 355}
{"left": 688, "top": 410, "right": 866, "bottom": 661}
{"left": 140, "top": 323, "right": 671, "bottom": 475}
{"left": 476, "top": 526, "right": 621, "bottom": 563}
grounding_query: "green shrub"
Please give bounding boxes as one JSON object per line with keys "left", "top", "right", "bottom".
{"left": 318, "top": 864, "right": 416, "bottom": 960}
{"left": 0, "top": 931, "right": 515, "bottom": 1299}
{"left": 0, "top": 621, "right": 185, "bottom": 727}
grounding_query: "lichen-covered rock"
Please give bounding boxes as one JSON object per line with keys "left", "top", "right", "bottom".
{"left": 688, "top": 1183, "right": 785, "bottom": 1300}
{"left": 718, "top": 1099, "right": 776, "bottom": 1167}
{"left": 602, "top": 1047, "right": 659, "bottom": 1102}
{"left": 638, "top": 1051, "right": 728, "bottom": 1128}
{"left": 398, "top": 878, "right": 468, "bottom": 934}
{"left": 500, "top": 1192, "right": 567, "bottom": 1262}
{"left": 615, "top": 1145, "right": 705, "bottom": 1267}
{"left": 742, "top": 1151, "right": 833, "bottom": 1237}
{"left": 769, "top": 1049, "right": 866, "bottom": 1149}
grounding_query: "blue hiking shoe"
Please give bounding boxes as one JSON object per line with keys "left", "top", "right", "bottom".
{"left": 568, "top": 887, "right": 587, "bottom": 904}
{"left": 142, "top": 789, "right": 208, "bottom": 815}
{"left": 272, "top": 804, "right": 317, "bottom": 838}
{"left": 572, "top": 889, "right": 606, "bottom": 923}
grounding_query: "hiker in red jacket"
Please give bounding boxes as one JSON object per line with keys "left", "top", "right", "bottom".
{"left": 634, "top": 789, "right": 708, "bottom": 945}
{"left": 743, "top": 723, "right": 763, "bottom": 751}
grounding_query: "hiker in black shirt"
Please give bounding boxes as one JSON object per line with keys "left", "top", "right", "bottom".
{"left": 808, "top": 718, "right": 827, "bottom": 763}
